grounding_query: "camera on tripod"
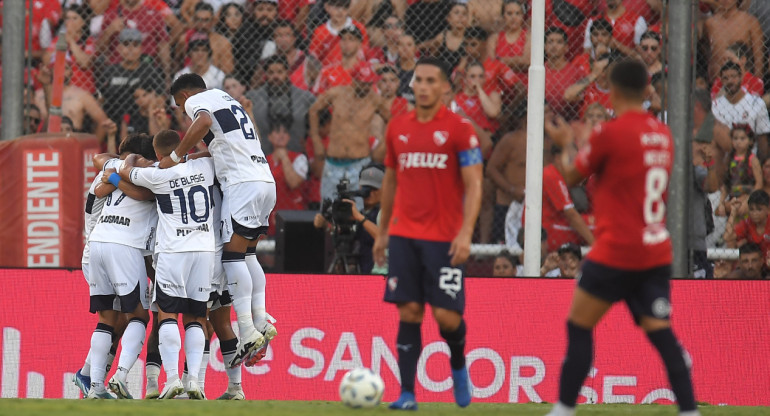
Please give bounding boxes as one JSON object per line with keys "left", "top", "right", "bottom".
{"left": 320, "top": 177, "right": 368, "bottom": 226}
{"left": 320, "top": 177, "right": 368, "bottom": 273}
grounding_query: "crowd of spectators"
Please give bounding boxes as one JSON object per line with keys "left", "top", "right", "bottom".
{"left": 3, "top": 0, "right": 770, "bottom": 278}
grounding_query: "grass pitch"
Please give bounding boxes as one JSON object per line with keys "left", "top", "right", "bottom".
{"left": 0, "top": 400, "right": 767, "bottom": 416}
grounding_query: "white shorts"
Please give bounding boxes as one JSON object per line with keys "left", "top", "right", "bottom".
{"left": 221, "top": 181, "right": 276, "bottom": 242}
{"left": 83, "top": 261, "right": 122, "bottom": 311}
{"left": 88, "top": 242, "right": 150, "bottom": 313}
{"left": 154, "top": 251, "right": 214, "bottom": 317}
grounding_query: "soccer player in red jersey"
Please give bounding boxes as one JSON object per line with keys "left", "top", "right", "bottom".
{"left": 373, "top": 57, "right": 483, "bottom": 410}
{"left": 544, "top": 59, "right": 698, "bottom": 416}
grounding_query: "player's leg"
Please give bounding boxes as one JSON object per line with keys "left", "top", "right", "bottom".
{"left": 199, "top": 319, "right": 214, "bottom": 392}
{"left": 211, "top": 303, "right": 245, "bottom": 400}
{"left": 182, "top": 313, "right": 207, "bottom": 399}
{"left": 629, "top": 266, "right": 698, "bottom": 415}
{"left": 245, "top": 241, "right": 276, "bottom": 339}
{"left": 156, "top": 309, "right": 184, "bottom": 399}
{"left": 74, "top": 262, "right": 93, "bottom": 397}
{"left": 181, "top": 251, "right": 214, "bottom": 400}
{"left": 383, "top": 236, "right": 423, "bottom": 410}
{"left": 548, "top": 261, "right": 618, "bottom": 416}
{"left": 421, "top": 239, "right": 470, "bottom": 408}
{"left": 153, "top": 253, "right": 187, "bottom": 399}
{"left": 144, "top": 311, "right": 162, "bottom": 399}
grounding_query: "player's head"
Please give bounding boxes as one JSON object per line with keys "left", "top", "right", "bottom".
{"left": 608, "top": 58, "right": 648, "bottom": 106}
{"left": 413, "top": 57, "right": 450, "bottom": 109}
{"left": 152, "top": 130, "right": 182, "bottom": 161}
{"left": 119, "top": 133, "right": 153, "bottom": 158}
{"left": 720, "top": 61, "right": 743, "bottom": 97}
{"left": 738, "top": 242, "right": 763, "bottom": 279}
{"left": 170, "top": 73, "right": 208, "bottom": 110}
{"left": 747, "top": 189, "right": 770, "bottom": 224}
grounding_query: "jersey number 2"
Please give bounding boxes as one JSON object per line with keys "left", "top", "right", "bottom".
{"left": 231, "top": 105, "right": 256, "bottom": 140}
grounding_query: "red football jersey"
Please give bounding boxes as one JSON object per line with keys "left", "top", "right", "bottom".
{"left": 545, "top": 60, "right": 587, "bottom": 120}
{"left": 581, "top": 82, "right": 613, "bottom": 118}
{"left": 385, "top": 106, "right": 480, "bottom": 242}
{"left": 455, "top": 90, "right": 500, "bottom": 132}
{"left": 312, "top": 64, "right": 353, "bottom": 95}
{"left": 574, "top": 110, "right": 673, "bottom": 270}
{"left": 390, "top": 97, "right": 409, "bottom": 118}
{"left": 309, "top": 19, "right": 369, "bottom": 67}
{"left": 542, "top": 164, "right": 582, "bottom": 251}
{"left": 734, "top": 215, "right": 770, "bottom": 260}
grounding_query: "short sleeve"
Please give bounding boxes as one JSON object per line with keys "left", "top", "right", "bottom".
{"left": 184, "top": 93, "right": 214, "bottom": 121}
{"left": 130, "top": 167, "right": 162, "bottom": 190}
{"left": 711, "top": 100, "right": 730, "bottom": 126}
{"left": 384, "top": 121, "right": 397, "bottom": 169}
{"left": 544, "top": 170, "right": 574, "bottom": 211}
{"left": 454, "top": 118, "right": 479, "bottom": 153}
{"left": 753, "top": 98, "right": 770, "bottom": 134}
{"left": 583, "top": 18, "right": 594, "bottom": 50}
{"left": 292, "top": 154, "right": 309, "bottom": 178}
{"left": 575, "top": 124, "right": 608, "bottom": 177}
{"left": 633, "top": 16, "right": 648, "bottom": 45}
{"left": 734, "top": 220, "right": 749, "bottom": 241}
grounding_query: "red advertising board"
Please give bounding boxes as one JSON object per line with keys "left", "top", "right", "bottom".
{"left": 0, "top": 135, "right": 101, "bottom": 268}
{"left": 0, "top": 270, "right": 768, "bottom": 405}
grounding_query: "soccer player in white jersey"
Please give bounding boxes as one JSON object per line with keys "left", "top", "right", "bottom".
{"left": 161, "top": 73, "right": 277, "bottom": 367}
{"left": 85, "top": 135, "right": 158, "bottom": 399}
{"left": 74, "top": 135, "right": 153, "bottom": 397}
{"left": 120, "top": 130, "right": 217, "bottom": 399}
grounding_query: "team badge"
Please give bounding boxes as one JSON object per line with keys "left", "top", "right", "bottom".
{"left": 470, "top": 135, "right": 479, "bottom": 148}
{"left": 433, "top": 131, "right": 448, "bottom": 146}
{"left": 387, "top": 277, "right": 398, "bottom": 292}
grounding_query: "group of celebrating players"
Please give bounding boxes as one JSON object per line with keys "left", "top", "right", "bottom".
{"left": 77, "top": 73, "right": 276, "bottom": 400}
{"left": 75, "top": 56, "right": 699, "bottom": 415}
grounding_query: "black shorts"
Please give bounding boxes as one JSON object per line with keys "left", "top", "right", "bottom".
{"left": 232, "top": 216, "right": 268, "bottom": 241}
{"left": 384, "top": 236, "right": 465, "bottom": 314}
{"left": 155, "top": 284, "right": 207, "bottom": 318}
{"left": 89, "top": 281, "right": 141, "bottom": 314}
{"left": 578, "top": 260, "right": 672, "bottom": 324}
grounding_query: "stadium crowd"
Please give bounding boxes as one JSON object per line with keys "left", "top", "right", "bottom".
{"left": 3, "top": 0, "right": 770, "bottom": 278}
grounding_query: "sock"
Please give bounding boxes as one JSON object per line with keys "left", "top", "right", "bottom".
{"left": 245, "top": 248, "right": 267, "bottom": 325}
{"left": 220, "top": 337, "right": 242, "bottom": 385}
{"left": 223, "top": 252, "right": 256, "bottom": 337}
{"left": 82, "top": 350, "right": 92, "bottom": 375}
{"left": 558, "top": 322, "right": 594, "bottom": 407}
{"left": 89, "top": 323, "right": 114, "bottom": 389}
{"left": 199, "top": 340, "right": 210, "bottom": 389}
{"left": 106, "top": 346, "right": 116, "bottom": 374}
{"left": 158, "top": 319, "right": 181, "bottom": 381}
{"left": 146, "top": 362, "right": 161, "bottom": 386}
{"left": 184, "top": 322, "right": 205, "bottom": 383}
{"left": 116, "top": 318, "right": 147, "bottom": 383}
{"left": 647, "top": 328, "right": 697, "bottom": 412}
{"left": 440, "top": 319, "right": 467, "bottom": 370}
{"left": 396, "top": 321, "right": 422, "bottom": 394}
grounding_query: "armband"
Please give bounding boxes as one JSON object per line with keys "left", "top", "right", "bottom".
{"left": 458, "top": 147, "right": 483, "bottom": 167}
{"left": 170, "top": 150, "right": 182, "bottom": 163}
{"left": 108, "top": 172, "right": 121, "bottom": 187}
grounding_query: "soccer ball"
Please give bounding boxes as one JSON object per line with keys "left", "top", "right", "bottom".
{"left": 338, "top": 368, "right": 385, "bottom": 408}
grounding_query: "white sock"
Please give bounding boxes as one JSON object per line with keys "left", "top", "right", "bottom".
{"left": 680, "top": 411, "right": 701, "bottom": 416}
{"left": 82, "top": 350, "right": 92, "bottom": 375}
{"left": 223, "top": 259, "right": 257, "bottom": 337}
{"left": 146, "top": 363, "right": 160, "bottom": 385}
{"left": 116, "top": 319, "right": 147, "bottom": 382}
{"left": 184, "top": 323, "right": 205, "bottom": 380}
{"left": 89, "top": 325, "right": 113, "bottom": 388}
{"left": 220, "top": 338, "right": 242, "bottom": 385}
{"left": 106, "top": 351, "right": 115, "bottom": 373}
{"left": 198, "top": 344, "right": 209, "bottom": 390}
{"left": 244, "top": 254, "right": 267, "bottom": 324}
{"left": 158, "top": 320, "right": 181, "bottom": 380}
{"left": 549, "top": 402, "right": 576, "bottom": 416}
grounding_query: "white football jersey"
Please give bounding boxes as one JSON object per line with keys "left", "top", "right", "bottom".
{"left": 130, "top": 158, "right": 216, "bottom": 253}
{"left": 184, "top": 88, "right": 274, "bottom": 187}
{"left": 89, "top": 161, "right": 159, "bottom": 251}
{"left": 212, "top": 180, "right": 224, "bottom": 249}
{"left": 82, "top": 158, "right": 121, "bottom": 264}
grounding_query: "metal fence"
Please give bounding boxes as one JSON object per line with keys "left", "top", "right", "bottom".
{"left": 3, "top": 0, "right": 770, "bottom": 278}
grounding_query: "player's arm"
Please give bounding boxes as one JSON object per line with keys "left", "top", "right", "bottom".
{"left": 373, "top": 167, "right": 397, "bottom": 266}
{"left": 309, "top": 89, "right": 335, "bottom": 159}
{"left": 99, "top": 165, "right": 155, "bottom": 201}
{"left": 161, "top": 111, "right": 213, "bottom": 169}
{"left": 93, "top": 153, "right": 119, "bottom": 171}
{"left": 450, "top": 156, "right": 483, "bottom": 266}
{"left": 186, "top": 150, "right": 212, "bottom": 160}
{"left": 545, "top": 115, "right": 586, "bottom": 186}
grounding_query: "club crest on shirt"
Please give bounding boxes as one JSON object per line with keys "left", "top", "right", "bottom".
{"left": 470, "top": 135, "right": 479, "bottom": 148}
{"left": 433, "top": 131, "right": 449, "bottom": 146}
{"left": 388, "top": 277, "right": 398, "bottom": 292}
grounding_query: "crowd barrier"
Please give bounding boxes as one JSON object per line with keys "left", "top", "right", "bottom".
{"left": 0, "top": 269, "right": 767, "bottom": 405}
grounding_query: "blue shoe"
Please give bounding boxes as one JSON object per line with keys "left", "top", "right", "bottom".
{"left": 389, "top": 391, "right": 418, "bottom": 410}
{"left": 73, "top": 369, "right": 91, "bottom": 398}
{"left": 451, "top": 367, "right": 471, "bottom": 408}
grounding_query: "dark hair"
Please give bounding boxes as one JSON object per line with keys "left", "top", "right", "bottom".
{"left": 138, "top": 77, "right": 164, "bottom": 96}
{"left": 216, "top": 3, "right": 245, "bottom": 35}
{"left": 326, "top": 0, "right": 351, "bottom": 8}
{"left": 731, "top": 123, "right": 755, "bottom": 140}
{"left": 318, "top": 108, "right": 332, "bottom": 126}
{"left": 62, "top": 116, "right": 74, "bottom": 128}
{"left": 464, "top": 26, "right": 488, "bottom": 41}
{"left": 153, "top": 130, "right": 182, "bottom": 157}
{"left": 224, "top": 73, "right": 245, "bottom": 86}
{"left": 545, "top": 26, "right": 568, "bottom": 42}
{"left": 692, "top": 88, "right": 711, "bottom": 112}
{"left": 720, "top": 61, "right": 742, "bottom": 76}
{"left": 501, "top": 0, "right": 526, "bottom": 16}
{"left": 466, "top": 59, "right": 484, "bottom": 73}
{"left": 748, "top": 189, "right": 770, "bottom": 207}
{"left": 119, "top": 133, "right": 152, "bottom": 156}
{"left": 590, "top": 18, "right": 613, "bottom": 36}
{"left": 377, "top": 65, "right": 398, "bottom": 76}
{"left": 609, "top": 58, "right": 649, "bottom": 100}
{"left": 558, "top": 243, "right": 582, "bottom": 260}
{"left": 170, "top": 73, "right": 207, "bottom": 96}
{"left": 727, "top": 41, "right": 749, "bottom": 60}
{"left": 640, "top": 30, "right": 661, "bottom": 44}
{"left": 740, "top": 242, "right": 762, "bottom": 257}
{"left": 263, "top": 54, "right": 289, "bottom": 71}
{"left": 273, "top": 19, "right": 296, "bottom": 35}
{"left": 495, "top": 249, "right": 519, "bottom": 267}
{"left": 415, "top": 56, "right": 450, "bottom": 80}
{"left": 194, "top": 1, "right": 214, "bottom": 13}
{"left": 65, "top": 4, "right": 92, "bottom": 44}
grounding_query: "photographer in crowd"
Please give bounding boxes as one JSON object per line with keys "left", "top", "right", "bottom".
{"left": 314, "top": 163, "right": 384, "bottom": 274}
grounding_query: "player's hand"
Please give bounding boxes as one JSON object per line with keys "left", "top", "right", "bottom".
{"left": 158, "top": 156, "right": 178, "bottom": 169}
{"left": 373, "top": 234, "right": 389, "bottom": 267}
{"left": 544, "top": 114, "right": 574, "bottom": 148}
{"left": 101, "top": 168, "right": 117, "bottom": 184}
{"left": 448, "top": 230, "right": 472, "bottom": 266}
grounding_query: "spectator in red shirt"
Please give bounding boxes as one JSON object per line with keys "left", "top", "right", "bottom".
{"left": 711, "top": 42, "right": 765, "bottom": 100}
{"left": 98, "top": 0, "right": 172, "bottom": 76}
{"left": 378, "top": 66, "right": 412, "bottom": 118}
{"left": 0, "top": 0, "right": 59, "bottom": 59}
{"left": 43, "top": 5, "right": 96, "bottom": 94}
{"left": 176, "top": 2, "right": 235, "bottom": 75}
{"left": 544, "top": 0, "right": 595, "bottom": 60}
{"left": 564, "top": 51, "right": 616, "bottom": 119}
{"left": 312, "top": 26, "right": 364, "bottom": 95}
{"left": 309, "top": 0, "right": 369, "bottom": 66}
{"left": 572, "top": 18, "right": 613, "bottom": 76}
{"left": 725, "top": 189, "right": 770, "bottom": 261}
{"left": 584, "top": 0, "right": 647, "bottom": 58}
{"left": 266, "top": 122, "right": 309, "bottom": 235}
{"left": 305, "top": 108, "right": 332, "bottom": 210}
{"left": 367, "top": 16, "right": 404, "bottom": 67}
{"left": 637, "top": 30, "right": 663, "bottom": 78}
{"left": 455, "top": 26, "right": 520, "bottom": 98}
{"left": 545, "top": 27, "right": 587, "bottom": 120}
{"left": 454, "top": 61, "right": 502, "bottom": 136}
{"left": 488, "top": 0, "right": 529, "bottom": 77}
{"left": 540, "top": 143, "right": 594, "bottom": 252}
